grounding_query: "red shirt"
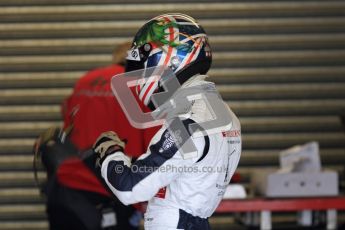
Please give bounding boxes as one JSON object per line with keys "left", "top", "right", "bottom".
{"left": 62, "top": 64, "right": 158, "bottom": 157}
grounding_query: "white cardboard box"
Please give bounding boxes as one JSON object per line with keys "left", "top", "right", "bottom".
{"left": 279, "top": 142, "right": 321, "bottom": 173}
{"left": 265, "top": 171, "right": 339, "bottom": 197}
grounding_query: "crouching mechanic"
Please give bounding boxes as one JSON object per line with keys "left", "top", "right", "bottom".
{"left": 94, "top": 14, "right": 242, "bottom": 229}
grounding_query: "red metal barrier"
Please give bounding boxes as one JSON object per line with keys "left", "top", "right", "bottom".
{"left": 217, "top": 196, "right": 345, "bottom": 213}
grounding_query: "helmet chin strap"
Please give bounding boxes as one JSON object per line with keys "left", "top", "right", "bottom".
{"left": 175, "top": 58, "right": 212, "bottom": 86}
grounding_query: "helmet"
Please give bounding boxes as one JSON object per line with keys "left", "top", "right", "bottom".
{"left": 125, "top": 13, "right": 212, "bottom": 108}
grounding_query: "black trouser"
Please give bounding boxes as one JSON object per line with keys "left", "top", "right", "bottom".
{"left": 46, "top": 177, "right": 138, "bottom": 230}
{"left": 177, "top": 209, "right": 211, "bottom": 230}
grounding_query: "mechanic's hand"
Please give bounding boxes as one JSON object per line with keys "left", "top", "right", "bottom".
{"left": 93, "top": 131, "right": 125, "bottom": 167}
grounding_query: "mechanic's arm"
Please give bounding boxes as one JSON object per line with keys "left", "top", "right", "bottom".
{"left": 95, "top": 130, "right": 205, "bottom": 205}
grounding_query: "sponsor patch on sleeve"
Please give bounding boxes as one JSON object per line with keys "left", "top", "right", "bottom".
{"left": 222, "top": 130, "right": 241, "bottom": 137}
